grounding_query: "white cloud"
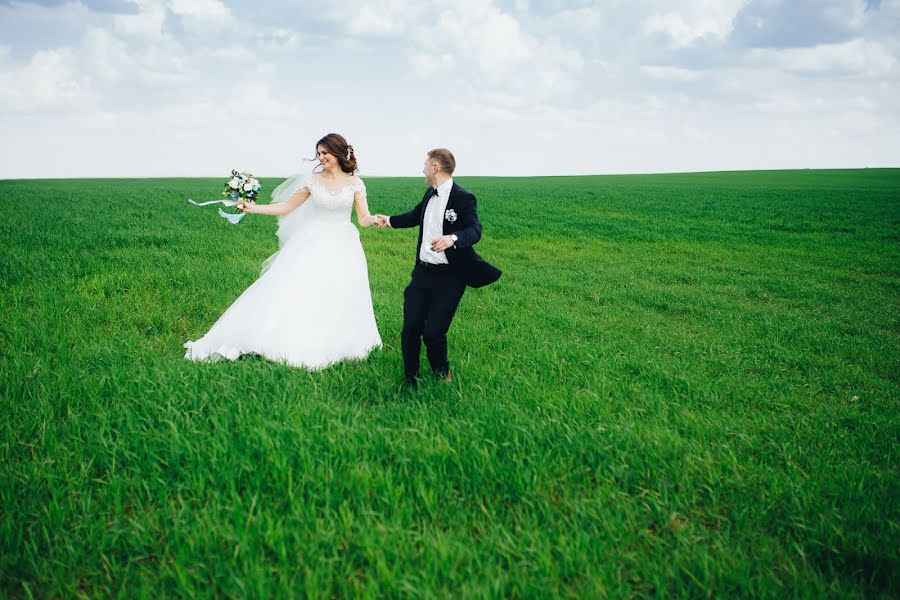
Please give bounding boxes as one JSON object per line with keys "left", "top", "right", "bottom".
{"left": 82, "top": 26, "right": 131, "bottom": 81}
{"left": 0, "top": 47, "right": 94, "bottom": 111}
{"left": 342, "top": 0, "right": 434, "bottom": 36}
{"left": 261, "top": 29, "right": 300, "bottom": 50}
{"left": 113, "top": 0, "right": 166, "bottom": 40}
{"left": 436, "top": 7, "right": 533, "bottom": 76}
{"left": 167, "top": 0, "right": 232, "bottom": 35}
{"left": 751, "top": 38, "right": 898, "bottom": 76}
{"left": 642, "top": 0, "right": 746, "bottom": 48}
{"left": 408, "top": 51, "right": 455, "bottom": 76}
{"left": 548, "top": 6, "right": 603, "bottom": 33}
{"left": 167, "top": 0, "right": 231, "bottom": 21}
{"left": 402, "top": 3, "right": 585, "bottom": 99}
{"left": 329, "top": 0, "right": 585, "bottom": 97}
{"left": 349, "top": 5, "right": 406, "bottom": 36}
{"left": 643, "top": 13, "right": 712, "bottom": 47}
{"left": 640, "top": 65, "right": 702, "bottom": 81}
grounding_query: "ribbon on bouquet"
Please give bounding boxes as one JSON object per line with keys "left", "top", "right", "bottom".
{"left": 187, "top": 198, "right": 247, "bottom": 224}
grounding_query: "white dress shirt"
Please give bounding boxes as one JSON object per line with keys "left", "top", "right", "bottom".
{"left": 418, "top": 177, "right": 454, "bottom": 264}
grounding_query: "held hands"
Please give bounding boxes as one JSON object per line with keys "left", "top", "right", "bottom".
{"left": 371, "top": 214, "right": 390, "bottom": 228}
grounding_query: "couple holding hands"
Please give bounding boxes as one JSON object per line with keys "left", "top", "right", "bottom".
{"left": 185, "top": 133, "right": 501, "bottom": 389}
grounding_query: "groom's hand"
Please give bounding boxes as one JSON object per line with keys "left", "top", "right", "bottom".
{"left": 372, "top": 214, "right": 390, "bottom": 228}
{"left": 431, "top": 235, "right": 455, "bottom": 252}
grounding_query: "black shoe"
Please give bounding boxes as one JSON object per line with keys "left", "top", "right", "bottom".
{"left": 402, "top": 376, "right": 418, "bottom": 392}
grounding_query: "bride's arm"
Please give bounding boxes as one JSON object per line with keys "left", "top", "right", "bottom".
{"left": 353, "top": 191, "right": 377, "bottom": 227}
{"left": 243, "top": 187, "right": 311, "bottom": 216}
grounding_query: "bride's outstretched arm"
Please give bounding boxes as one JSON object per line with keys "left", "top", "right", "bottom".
{"left": 242, "top": 187, "right": 311, "bottom": 216}
{"left": 353, "top": 191, "right": 378, "bottom": 227}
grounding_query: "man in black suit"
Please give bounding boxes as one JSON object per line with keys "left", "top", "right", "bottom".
{"left": 373, "top": 149, "right": 501, "bottom": 389}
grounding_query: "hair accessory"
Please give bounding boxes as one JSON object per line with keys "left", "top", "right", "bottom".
{"left": 346, "top": 146, "right": 352, "bottom": 160}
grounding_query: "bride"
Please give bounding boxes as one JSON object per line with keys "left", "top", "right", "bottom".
{"left": 184, "top": 133, "right": 383, "bottom": 370}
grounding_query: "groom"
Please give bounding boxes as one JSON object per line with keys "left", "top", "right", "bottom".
{"left": 374, "top": 149, "right": 501, "bottom": 389}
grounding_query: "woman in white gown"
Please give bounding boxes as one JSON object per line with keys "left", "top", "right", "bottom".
{"left": 184, "top": 133, "right": 383, "bottom": 370}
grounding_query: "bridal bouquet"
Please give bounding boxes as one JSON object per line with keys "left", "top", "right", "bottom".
{"left": 226, "top": 170, "right": 261, "bottom": 204}
{"left": 188, "top": 169, "right": 262, "bottom": 224}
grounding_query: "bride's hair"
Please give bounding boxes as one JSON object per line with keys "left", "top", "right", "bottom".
{"left": 315, "top": 133, "right": 358, "bottom": 174}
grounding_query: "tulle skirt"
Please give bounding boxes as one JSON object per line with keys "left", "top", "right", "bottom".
{"left": 184, "top": 222, "right": 382, "bottom": 370}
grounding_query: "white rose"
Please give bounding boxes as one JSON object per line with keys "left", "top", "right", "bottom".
{"left": 229, "top": 178, "right": 240, "bottom": 189}
{"left": 243, "top": 182, "right": 253, "bottom": 192}
{"left": 249, "top": 178, "right": 259, "bottom": 187}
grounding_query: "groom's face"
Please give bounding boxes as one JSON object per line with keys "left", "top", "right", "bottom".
{"left": 423, "top": 158, "right": 438, "bottom": 187}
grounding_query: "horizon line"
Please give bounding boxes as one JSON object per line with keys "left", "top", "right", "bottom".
{"left": 2, "top": 166, "right": 899, "bottom": 182}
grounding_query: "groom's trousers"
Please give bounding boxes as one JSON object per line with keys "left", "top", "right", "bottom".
{"left": 402, "top": 262, "right": 466, "bottom": 380}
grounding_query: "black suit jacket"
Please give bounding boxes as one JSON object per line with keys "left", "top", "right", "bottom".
{"left": 389, "top": 182, "right": 501, "bottom": 288}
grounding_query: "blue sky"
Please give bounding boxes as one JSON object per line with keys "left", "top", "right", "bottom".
{"left": 0, "top": 0, "right": 897, "bottom": 177}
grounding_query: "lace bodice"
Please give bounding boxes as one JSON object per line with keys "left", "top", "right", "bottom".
{"left": 303, "top": 175, "right": 366, "bottom": 221}
{"left": 270, "top": 172, "right": 367, "bottom": 248}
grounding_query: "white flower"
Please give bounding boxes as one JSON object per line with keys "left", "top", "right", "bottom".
{"left": 243, "top": 182, "right": 253, "bottom": 192}
{"left": 249, "top": 178, "right": 259, "bottom": 186}
{"left": 445, "top": 209, "right": 457, "bottom": 223}
{"left": 229, "top": 178, "right": 240, "bottom": 189}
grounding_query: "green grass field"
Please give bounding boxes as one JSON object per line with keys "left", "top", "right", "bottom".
{"left": 1, "top": 169, "right": 898, "bottom": 597}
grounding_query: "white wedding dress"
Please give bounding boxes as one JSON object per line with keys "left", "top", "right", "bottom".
{"left": 184, "top": 172, "right": 382, "bottom": 370}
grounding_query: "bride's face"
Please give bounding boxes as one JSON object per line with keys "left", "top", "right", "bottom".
{"left": 317, "top": 145, "right": 335, "bottom": 171}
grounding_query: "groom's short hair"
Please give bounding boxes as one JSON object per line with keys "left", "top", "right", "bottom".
{"left": 427, "top": 149, "right": 456, "bottom": 175}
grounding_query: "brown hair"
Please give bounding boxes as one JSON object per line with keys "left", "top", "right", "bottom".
{"left": 316, "top": 133, "right": 358, "bottom": 174}
{"left": 427, "top": 148, "right": 455, "bottom": 175}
